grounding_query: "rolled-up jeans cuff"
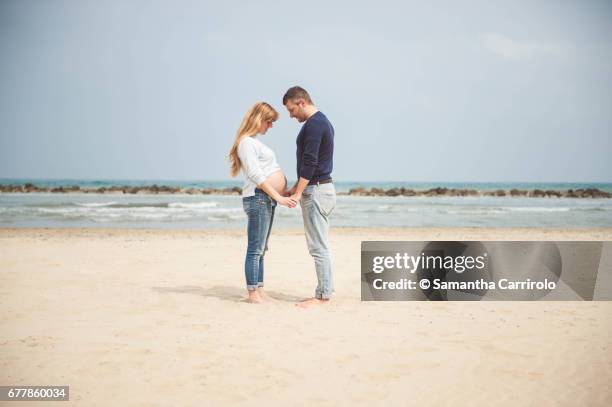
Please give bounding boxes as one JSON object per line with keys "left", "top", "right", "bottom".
{"left": 257, "top": 283, "right": 264, "bottom": 288}
{"left": 247, "top": 285, "right": 259, "bottom": 291}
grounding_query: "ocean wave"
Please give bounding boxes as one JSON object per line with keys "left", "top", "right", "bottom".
{"left": 2, "top": 194, "right": 612, "bottom": 227}
{"left": 443, "top": 207, "right": 574, "bottom": 215}
{"left": 74, "top": 201, "right": 221, "bottom": 209}
{"left": 77, "top": 202, "right": 120, "bottom": 207}
{"left": 101, "top": 202, "right": 169, "bottom": 209}
{"left": 359, "top": 205, "right": 420, "bottom": 213}
{"left": 505, "top": 207, "right": 571, "bottom": 212}
{"left": 445, "top": 209, "right": 508, "bottom": 215}
{"left": 584, "top": 207, "right": 608, "bottom": 212}
{"left": 29, "top": 205, "right": 244, "bottom": 222}
{"left": 208, "top": 213, "right": 245, "bottom": 221}
{"left": 37, "top": 204, "right": 235, "bottom": 213}
{"left": 168, "top": 202, "right": 217, "bottom": 209}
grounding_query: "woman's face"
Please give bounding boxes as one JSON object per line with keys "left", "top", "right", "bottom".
{"left": 258, "top": 119, "right": 273, "bottom": 135}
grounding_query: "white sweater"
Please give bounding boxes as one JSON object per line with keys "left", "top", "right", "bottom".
{"left": 237, "top": 136, "right": 282, "bottom": 197}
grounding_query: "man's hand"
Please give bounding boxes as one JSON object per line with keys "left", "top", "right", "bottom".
{"left": 277, "top": 196, "right": 297, "bottom": 208}
{"left": 289, "top": 178, "right": 309, "bottom": 203}
{"left": 287, "top": 185, "right": 297, "bottom": 196}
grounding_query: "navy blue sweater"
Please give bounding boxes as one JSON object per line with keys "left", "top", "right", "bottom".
{"left": 296, "top": 111, "right": 334, "bottom": 183}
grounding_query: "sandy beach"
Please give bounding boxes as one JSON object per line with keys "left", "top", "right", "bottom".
{"left": 1, "top": 227, "right": 611, "bottom": 406}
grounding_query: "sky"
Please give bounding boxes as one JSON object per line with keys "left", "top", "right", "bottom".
{"left": 1, "top": 0, "right": 611, "bottom": 183}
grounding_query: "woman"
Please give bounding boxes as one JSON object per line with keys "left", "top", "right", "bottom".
{"left": 228, "top": 102, "right": 297, "bottom": 303}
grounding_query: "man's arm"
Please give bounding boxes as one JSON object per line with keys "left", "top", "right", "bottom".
{"left": 290, "top": 121, "right": 323, "bottom": 200}
{"left": 289, "top": 177, "right": 310, "bottom": 201}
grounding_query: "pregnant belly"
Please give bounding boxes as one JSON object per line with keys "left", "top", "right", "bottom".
{"left": 266, "top": 170, "right": 287, "bottom": 194}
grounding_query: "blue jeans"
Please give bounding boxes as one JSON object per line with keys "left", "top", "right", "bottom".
{"left": 243, "top": 188, "right": 276, "bottom": 291}
{"left": 300, "top": 183, "right": 337, "bottom": 299}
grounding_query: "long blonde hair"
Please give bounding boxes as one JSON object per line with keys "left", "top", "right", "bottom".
{"left": 228, "top": 102, "right": 279, "bottom": 177}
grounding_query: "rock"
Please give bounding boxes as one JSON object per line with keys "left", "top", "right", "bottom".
{"left": 348, "top": 187, "right": 367, "bottom": 195}
{"left": 528, "top": 189, "right": 546, "bottom": 197}
{"left": 385, "top": 188, "right": 401, "bottom": 197}
{"left": 2, "top": 183, "right": 610, "bottom": 199}
{"left": 545, "top": 190, "right": 561, "bottom": 198}
{"left": 424, "top": 187, "right": 448, "bottom": 196}
{"left": 564, "top": 189, "right": 575, "bottom": 198}
{"left": 575, "top": 188, "right": 611, "bottom": 198}
{"left": 510, "top": 189, "right": 527, "bottom": 197}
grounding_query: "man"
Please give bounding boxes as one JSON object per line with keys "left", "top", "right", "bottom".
{"left": 283, "top": 86, "right": 336, "bottom": 307}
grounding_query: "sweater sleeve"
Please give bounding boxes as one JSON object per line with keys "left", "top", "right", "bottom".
{"left": 237, "top": 138, "right": 267, "bottom": 185}
{"left": 299, "top": 122, "right": 323, "bottom": 180}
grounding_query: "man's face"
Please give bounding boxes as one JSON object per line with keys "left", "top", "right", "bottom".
{"left": 285, "top": 99, "right": 306, "bottom": 123}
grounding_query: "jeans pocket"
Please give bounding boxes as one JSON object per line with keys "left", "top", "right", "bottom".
{"left": 243, "top": 197, "right": 254, "bottom": 214}
{"left": 316, "top": 191, "right": 336, "bottom": 217}
{"left": 256, "top": 195, "right": 269, "bottom": 207}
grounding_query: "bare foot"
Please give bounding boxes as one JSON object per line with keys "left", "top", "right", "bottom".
{"left": 257, "top": 289, "right": 277, "bottom": 303}
{"left": 246, "top": 291, "right": 264, "bottom": 304}
{"left": 296, "top": 298, "right": 330, "bottom": 308}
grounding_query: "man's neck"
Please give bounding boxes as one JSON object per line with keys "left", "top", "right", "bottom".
{"left": 304, "top": 105, "right": 319, "bottom": 120}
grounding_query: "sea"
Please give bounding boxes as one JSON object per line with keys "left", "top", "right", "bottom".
{"left": 1, "top": 179, "right": 611, "bottom": 229}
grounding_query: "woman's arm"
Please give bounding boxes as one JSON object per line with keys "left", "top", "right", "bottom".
{"left": 237, "top": 138, "right": 267, "bottom": 186}
{"left": 257, "top": 180, "right": 297, "bottom": 207}
{"left": 238, "top": 138, "right": 296, "bottom": 207}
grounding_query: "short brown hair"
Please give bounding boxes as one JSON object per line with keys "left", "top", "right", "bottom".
{"left": 282, "top": 86, "right": 313, "bottom": 105}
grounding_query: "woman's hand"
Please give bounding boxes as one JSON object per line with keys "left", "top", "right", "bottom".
{"left": 277, "top": 196, "right": 297, "bottom": 208}
{"left": 256, "top": 181, "right": 296, "bottom": 207}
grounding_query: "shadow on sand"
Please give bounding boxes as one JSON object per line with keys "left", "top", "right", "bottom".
{"left": 151, "top": 285, "right": 302, "bottom": 303}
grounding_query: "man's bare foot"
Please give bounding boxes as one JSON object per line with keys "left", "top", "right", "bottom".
{"left": 246, "top": 291, "right": 264, "bottom": 304}
{"left": 296, "top": 298, "right": 330, "bottom": 308}
{"left": 257, "top": 288, "right": 277, "bottom": 302}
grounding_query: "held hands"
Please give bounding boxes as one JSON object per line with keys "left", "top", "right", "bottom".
{"left": 277, "top": 196, "right": 297, "bottom": 208}
{"left": 276, "top": 184, "right": 300, "bottom": 207}
{"left": 278, "top": 186, "right": 298, "bottom": 208}
{"left": 284, "top": 185, "right": 301, "bottom": 203}
{"left": 257, "top": 181, "right": 297, "bottom": 208}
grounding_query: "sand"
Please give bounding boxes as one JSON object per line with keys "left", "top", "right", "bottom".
{"left": 1, "top": 227, "right": 611, "bottom": 406}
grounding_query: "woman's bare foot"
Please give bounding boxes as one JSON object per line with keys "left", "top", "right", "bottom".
{"left": 257, "top": 288, "right": 277, "bottom": 302}
{"left": 296, "top": 298, "right": 330, "bottom": 308}
{"left": 246, "top": 290, "right": 264, "bottom": 304}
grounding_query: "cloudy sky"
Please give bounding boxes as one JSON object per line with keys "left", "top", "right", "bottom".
{"left": 1, "top": 0, "right": 611, "bottom": 182}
